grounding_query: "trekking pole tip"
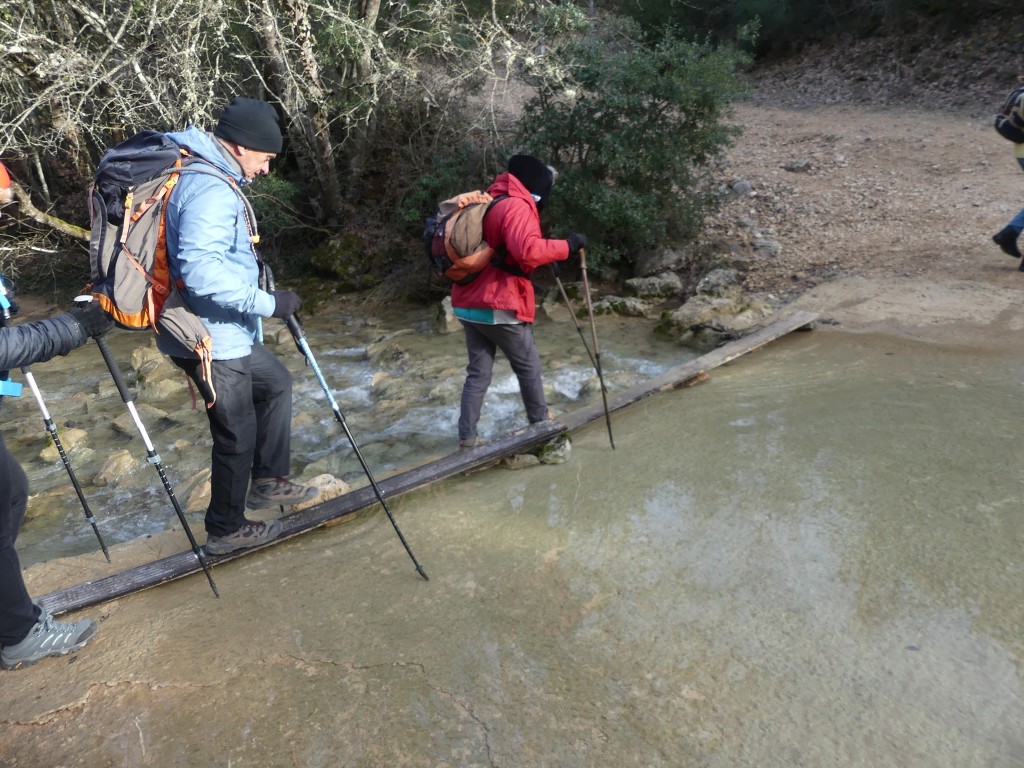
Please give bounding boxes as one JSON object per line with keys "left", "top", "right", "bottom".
{"left": 416, "top": 565, "right": 429, "bottom": 581}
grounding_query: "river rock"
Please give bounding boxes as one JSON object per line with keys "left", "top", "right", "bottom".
{"left": 184, "top": 469, "right": 213, "bottom": 513}
{"left": 113, "top": 403, "right": 169, "bottom": 436}
{"left": 37, "top": 427, "right": 90, "bottom": 463}
{"left": 535, "top": 435, "right": 571, "bottom": 465}
{"left": 291, "top": 411, "right": 318, "bottom": 432}
{"left": 624, "top": 272, "right": 684, "bottom": 299}
{"left": 131, "top": 345, "right": 179, "bottom": 387}
{"left": 265, "top": 326, "right": 293, "bottom": 347}
{"left": 428, "top": 378, "right": 462, "bottom": 402}
{"left": 143, "top": 377, "right": 189, "bottom": 402}
{"left": 22, "top": 484, "right": 77, "bottom": 523}
{"left": 293, "top": 473, "right": 350, "bottom": 511}
{"left": 634, "top": 247, "right": 689, "bottom": 277}
{"left": 130, "top": 344, "right": 164, "bottom": 372}
{"left": 540, "top": 297, "right": 571, "bottom": 323}
{"left": 500, "top": 453, "right": 541, "bottom": 470}
{"left": 371, "top": 371, "right": 405, "bottom": 400}
{"left": 93, "top": 448, "right": 141, "bottom": 487}
{"left": 366, "top": 339, "right": 407, "bottom": 367}
{"left": 374, "top": 398, "right": 411, "bottom": 417}
{"left": 656, "top": 267, "right": 775, "bottom": 351}
{"left": 590, "top": 296, "right": 653, "bottom": 318}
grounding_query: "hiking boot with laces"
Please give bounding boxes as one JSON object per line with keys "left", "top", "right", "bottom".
{"left": 204, "top": 518, "right": 283, "bottom": 556}
{"left": 245, "top": 477, "right": 319, "bottom": 509}
{"left": 1, "top": 610, "right": 98, "bottom": 670}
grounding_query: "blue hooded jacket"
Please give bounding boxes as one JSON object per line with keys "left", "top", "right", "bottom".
{"left": 159, "top": 127, "right": 276, "bottom": 360}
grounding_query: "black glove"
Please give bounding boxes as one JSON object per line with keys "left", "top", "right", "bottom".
{"left": 271, "top": 290, "right": 301, "bottom": 319}
{"left": 68, "top": 303, "right": 115, "bottom": 338}
{"left": 566, "top": 233, "right": 588, "bottom": 257}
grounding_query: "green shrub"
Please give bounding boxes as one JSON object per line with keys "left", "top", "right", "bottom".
{"left": 517, "top": 15, "right": 752, "bottom": 271}
{"left": 244, "top": 174, "right": 305, "bottom": 247}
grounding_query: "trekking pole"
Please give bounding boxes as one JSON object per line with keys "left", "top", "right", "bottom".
{"left": 549, "top": 266, "right": 601, "bottom": 379}
{"left": 283, "top": 314, "right": 429, "bottom": 581}
{"left": 82, "top": 301, "right": 219, "bottom": 597}
{"left": 24, "top": 371, "right": 112, "bottom": 562}
{"left": 577, "top": 249, "right": 615, "bottom": 449}
{"left": 0, "top": 283, "right": 111, "bottom": 560}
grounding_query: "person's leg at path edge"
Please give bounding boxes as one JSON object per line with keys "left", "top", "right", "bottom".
{"left": 0, "top": 438, "right": 97, "bottom": 670}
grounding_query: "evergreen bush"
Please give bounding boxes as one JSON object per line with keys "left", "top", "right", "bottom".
{"left": 517, "top": 14, "right": 753, "bottom": 271}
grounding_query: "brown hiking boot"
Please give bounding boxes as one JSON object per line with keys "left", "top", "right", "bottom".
{"left": 245, "top": 477, "right": 319, "bottom": 509}
{"left": 204, "top": 518, "right": 283, "bottom": 555}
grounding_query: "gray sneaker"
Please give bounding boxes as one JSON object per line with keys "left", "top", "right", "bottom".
{"left": 245, "top": 477, "right": 319, "bottom": 509}
{"left": 1, "top": 610, "right": 98, "bottom": 670}
{"left": 204, "top": 518, "right": 283, "bottom": 555}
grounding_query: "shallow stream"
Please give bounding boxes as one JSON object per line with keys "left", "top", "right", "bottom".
{"left": 4, "top": 301, "right": 1022, "bottom": 764}
{"left": 4, "top": 299, "right": 689, "bottom": 566}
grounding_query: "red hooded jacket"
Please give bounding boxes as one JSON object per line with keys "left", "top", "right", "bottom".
{"left": 450, "top": 172, "right": 569, "bottom": 323}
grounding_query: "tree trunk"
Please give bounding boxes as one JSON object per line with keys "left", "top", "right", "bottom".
{"left": 343, "top": 0, "right": 382, "bottom": 202}
{"left": 253, "top": 0, "right": 345, "bottom": 225}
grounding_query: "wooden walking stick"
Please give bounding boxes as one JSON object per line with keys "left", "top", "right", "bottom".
{"left": 577, "top": 249, "right": 615, "bottom": 449}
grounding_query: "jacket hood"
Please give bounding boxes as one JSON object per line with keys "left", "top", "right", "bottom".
{"left": 487, "top": 172, "right": 536, "bottom": 209}
{"left": 165, "top": 127, "right": 246, "bottom": 184}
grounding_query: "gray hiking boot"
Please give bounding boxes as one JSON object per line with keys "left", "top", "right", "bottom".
{"left": 204, "top": 518, "right": 283, "bottom": 556}
{"left": 245, "top": 477, "right": 319, "bottom": 509}
{"left": 459, "top": 436, "right": 488, "bottom": 450}
{"left": 1, "top": 610, "right": 98, "bottom": 670}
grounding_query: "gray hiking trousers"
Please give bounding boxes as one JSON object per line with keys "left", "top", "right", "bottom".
{"left": 458, "top": 320, "right": 548, "bottom": 441}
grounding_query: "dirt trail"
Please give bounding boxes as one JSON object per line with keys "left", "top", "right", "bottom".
{"left": 712, "top": 101, "right": 1024, "bottom": 304}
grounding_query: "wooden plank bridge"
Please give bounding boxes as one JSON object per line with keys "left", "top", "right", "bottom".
{"left": 38, "top": 310, "right": 818, "bottom": 615}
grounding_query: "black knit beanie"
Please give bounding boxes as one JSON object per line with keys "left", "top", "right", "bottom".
{"left": 508, "top": 154, "right": 554, "bottom": 210}
{"left": 214, "top": 97, "right": 283, "bottom": 153}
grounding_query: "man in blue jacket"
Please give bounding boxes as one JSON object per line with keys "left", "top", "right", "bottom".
{"left": 162, "top": 97, "right": 318, "bottom": 556}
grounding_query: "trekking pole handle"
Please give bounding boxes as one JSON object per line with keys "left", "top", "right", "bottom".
{"left": 286, "top": 313, "right": 304, "bottom": 341}
{"left": 77, "top": 302, "right": 128, "bottom": 404}
{"left": 578, "top": 247, "right": 587, "bottom": 269}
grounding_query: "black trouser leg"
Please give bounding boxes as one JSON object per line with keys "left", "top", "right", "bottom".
{"left": 0, "top": 437, "right": 40, "bottom": 645}
{"left": 173, "top": 343, "right": 293, "bottom": 536}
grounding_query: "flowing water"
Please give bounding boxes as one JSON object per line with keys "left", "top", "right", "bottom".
{"left": 4, "top": 300, "right": 689, "bottom": 567}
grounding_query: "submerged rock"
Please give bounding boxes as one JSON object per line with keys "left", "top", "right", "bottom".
{"left": 533, "top": 434, "right": 572, "bottom": 465}
{"left": 93, "top": 449, "right": 141, "bottom": 487}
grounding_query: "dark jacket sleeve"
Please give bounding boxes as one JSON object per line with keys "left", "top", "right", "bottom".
{"left": 0, "top": 314, "right": 87, "bottom": 371}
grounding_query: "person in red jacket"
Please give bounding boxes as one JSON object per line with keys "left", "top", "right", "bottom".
{"left": 451, "top": 154, "right": 587, "bottom": 449}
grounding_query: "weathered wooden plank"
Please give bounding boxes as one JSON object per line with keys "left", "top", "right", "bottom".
{"left": 38, "top": 310, "right": 817, "bottom": 615}
{"left": 560, "top": 310, "right": 818, "bottom": 430}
